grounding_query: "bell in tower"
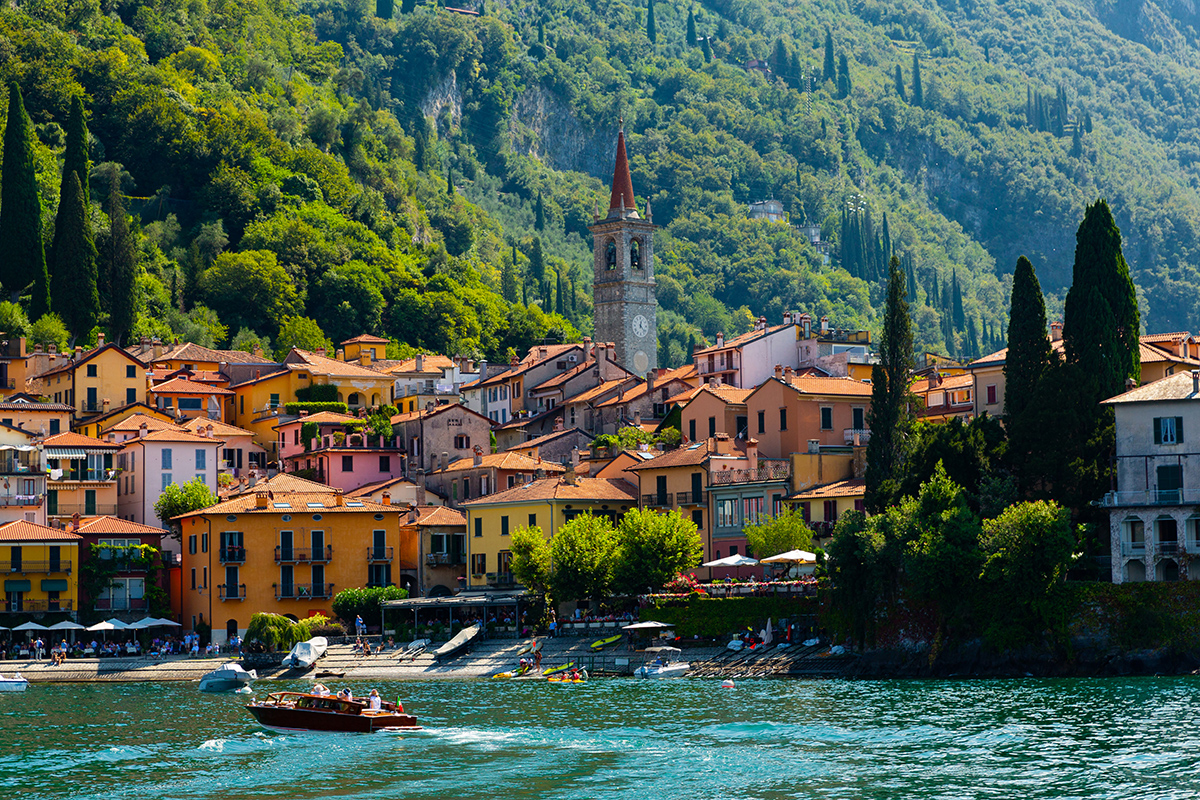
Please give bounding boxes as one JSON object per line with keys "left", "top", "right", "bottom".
{"left": 589, "top": 124, "right": 658, "bottom": 375}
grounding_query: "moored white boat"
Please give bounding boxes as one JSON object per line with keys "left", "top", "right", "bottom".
{"left": 0, "top": 673, "right": 29, "bottom": 692}
{"left": 634, "top": 647, "right": 689, "bottom": 679}
{"left": 199, "top": 662, "right": 258, "bottom": 692}
{"left": 281, "top": 637, "right": 328, "bottom": 669}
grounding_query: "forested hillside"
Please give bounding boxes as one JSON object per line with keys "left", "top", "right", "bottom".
{"left": 3, "top": 0, "right": 1200, "bottom": 364}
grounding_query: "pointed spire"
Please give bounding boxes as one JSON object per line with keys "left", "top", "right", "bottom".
{"left": 607, "top": 123, "right": 638, "bottom": 219}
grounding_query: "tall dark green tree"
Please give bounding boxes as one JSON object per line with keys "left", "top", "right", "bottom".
{"left": 951, "top": 270, "right": 965, "bottom": 330}
{"left": 912, "top": 53, "right": 924, "bottom": 107}
{"left": 865, "top": 257, "right": 914, "bottom": 512}
{"left": 49, "top": 172, "right": 99, "bottom": 343}
{"left": 446, "top": 165, "right": 454, "bottom": 195}
{"left": 701, "top": 36, "right": 712, "bottom": 63}
{"left": 105, "top": 172, "right": 137, "bottom": 346}
{"left": 528, "top": 236, "right": 545, "bottom": 290}
{"left": 377, "top": 0, "right": 393, "bottom": 19}
{"left": 823, "top": 29, "right": 835, "bottom": 83}
{"left": 894, "top": 64, "right": 906, "bottom": 101}
{"left": 60, "top": 96, "right": 90, "bottom": 210}
{"left": 400, "top": 0, "right": 416, "bottom": 11}
{"left": 1004, "top": 255, "right": 1052, "bottom": 489}
{"left": 646, "top": 0, "right": 657, "bottom": 43}
{"left": 0, "top": 83, "right": 49, "bottom": 316}
{"left": 837, "top": 53, "right": 851, "bottom": 98}
{"left": 534, "top": 192, "right": 545, "bottom": 231}
{"left": 686, "top": 8, "right": 696, "bottom": 46}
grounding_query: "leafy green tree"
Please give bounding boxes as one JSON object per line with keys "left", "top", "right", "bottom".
{"left": 510, "top": 525, "right": 551, "bottom": 594}
{"left": 332, "top": 585, "right": 408, "bottom": 627}
{"left": 1004, "top": 255, "right": 1051, "bottom": 487}
{"left": 199, "top": 250, "right": 301, "bottom": 337}
{"left": 0, "top": 82, "right": 49, "bottom": 315}
{"left": 104, "top": 173, "right": 137, "bottom": 346}
{"left": 275, "top": 316, "right": 334, "bottom": 359}
{"left": 30, "top": 313, "right": 69, "bottom": 353}
{"left": 646, "top": 0, "right": 657, "bottom": 43}
{"left": 826, "top": 511, "right": 887, "bottom": 648}
{"left": 911, "top": 53, "right": 923, "bottom": 106}
{"left": 900, "top": 416, "right": 1007, "bottom": 504}
{"left": 865, "top": 257, "right": 914, "bottom": 512}
{"left": 0, "top": 302, "right": 31, "bottom": 337}
{"left": 744, "top": 506, "right": 813, "bottom": 560}
{"left": 231, "top": 327, "right": 271, "bottom": 355}
{"left": 822, "top": 29, "right": 835, "bottom": 82}
{"left": 50, "top": 172, "right": 100, "bottom": 344}
{"left": 154, "top": 477, "right": 218, "bottom": 540}
{"left": 548, "top": 513, "right": 617, "bottom": 605}
{"left": 612, "top": 508, "right": 703, "bottom": 595}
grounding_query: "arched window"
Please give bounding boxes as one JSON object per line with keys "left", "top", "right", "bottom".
{"left": 348, "top": 392, "right": 360, "bottom": 406}
{"left": 1124, "top": 560, "right": 1146, "bottom": 582}
{"left": 605, "top": 240, "right": 617, "bottom": 270}
{"left": 630, "top": 238, "right": 641, "bottom": 269}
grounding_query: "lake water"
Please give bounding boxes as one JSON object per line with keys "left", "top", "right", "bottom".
{"left": 1, "top": 676, "right": 1197, "bottom": 799}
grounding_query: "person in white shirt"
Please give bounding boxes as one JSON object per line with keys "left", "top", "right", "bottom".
{"left": 367, "top": 689, "right": 381, "bottom": 710}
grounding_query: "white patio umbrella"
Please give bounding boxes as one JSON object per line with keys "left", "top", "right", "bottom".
{"left": 86, "top": 621, "right": 122, "bottom": 632}
{"left": 702, "top": 554, "right": 760, "bottom": 567}
{"left": 12, "top": 621, "right": 50, "bottom": 631}
{"left": 103, "top": 618, "right": 131, "bottom": 629}
{"left": 152, "top": 618, "right": 182, "bottom": 627}
{"left": 621, "top": 621, "right": 674, "bottom": 631}
{"left": 128, "top": 617, "right": 158, "bottom": 629}
{"left": 48, "top": 621, "right": 86, "bottom": 630}
{"left": 758, "top": 550, "right": 816, "bottom": 564}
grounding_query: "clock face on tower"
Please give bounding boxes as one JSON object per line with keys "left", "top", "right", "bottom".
{"left": 632, "top": 314, "right": 650, "bottom": 338}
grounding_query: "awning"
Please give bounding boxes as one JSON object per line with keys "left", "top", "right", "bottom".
{"left": 4, "top": 579, "right": 31, "bottom": 592}
{"left": 45, "top": 448, "right": 87, "bottom": 459}
{"left": 41, "top": 579, "right": 68, "bottom": 592}
{"left": 382, "top": 590, "right": 532, "bottom": 610}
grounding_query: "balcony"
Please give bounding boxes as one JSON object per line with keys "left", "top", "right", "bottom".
{"left": 710, "top": 460, "right": 791, "bottom": 485}
{"left": 426, "top": 552, "right": 465, "bottom": 566}
{"left": 0, "top": 560, "right": 71, "bottom": 573}
{"left": 0, "top": 494, "right": 43, "bottom": 507}
{"left": 367, "top": 546, "right": 393, "bottom": 562}
{"left": 843, "top": 428, "right": 871, "bottom": 445}
{"left": 676, "top": 491, "right": 702, "bottom": 505}
{"left": 49, "top": 502, "right": 118, "bottom": 516}
{"left": 94, "top": 597, "right": 148, "bottom": 611}
{"left": 1, "top": 599, "right": 73, "bottom": 613}
{"left": 641, "top": 493, "right": 674, "bottom": 508}
{"left": 486, "top": 571, "right": 515, "bottom": 586}
{"left": 274, "top": 545, "right": 333, "bottom": 564}
{"left": 219, "top": 546, "right": 247, "bottom": 564}
{"left": 1159, "top": 540, "right": 1180, "bottom": 555}
{"left": 218, "top": 583, "right": 246, "bottom": 601}
{"left": 1121, "top": 541, "right": 1146, "bottom": 557}
{"left": 275, "top": 583, "right": 333, "bottom": 600}
{"left": 1098, "top": 490, "right": 1187, "bottom": 508}
{"left": 80, "top": 402, "right": 103, "bottom": 414}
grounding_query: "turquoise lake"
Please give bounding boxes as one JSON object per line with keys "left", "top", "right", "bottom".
{"left": 1, "top": 677, "right": 1197, "bottom": 799}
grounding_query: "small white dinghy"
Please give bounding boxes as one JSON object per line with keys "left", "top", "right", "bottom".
{"left": 634, "top": 647, "right": 690, "bottom": 679}
{"left": 199, "top": 662, "right": 258, "bottom": 692}
{"left": 281, "top": 636, "right": 328, "bottom": 670}
{"left": 0, "top": 673, "right": 29, "bottom": 692}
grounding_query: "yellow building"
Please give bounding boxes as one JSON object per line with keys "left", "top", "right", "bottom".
{"left": 788, "top": 479, "right": 866, "bottom": 540}
{"left": 0, "top": 337, "right": 30, "bottom": 398}
{"left": 43, "top": 432, "right": 121, "bottom": 522}
{"left": 339, "top": 334, "right": 390, "bottom": 364}
{"left": 459, "top": 472, "right": 637, "bottom": 591}
{"left": 0, "top": 520, "right": 82, "bottom": 617}
{"left": 75, "top": 402, "right": 176, "bottom": 440}
{"left": 29, "top": 343, "right": 148, "bottom": 426}
{"left": 175, "top": 489, "right": 405, "bottom": 643}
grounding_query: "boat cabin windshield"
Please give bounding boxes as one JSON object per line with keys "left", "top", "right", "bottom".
{"left": 292, "top": 694, "right": 361, "bottom": 714}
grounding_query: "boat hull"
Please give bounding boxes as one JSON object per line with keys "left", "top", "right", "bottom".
{"left": 0, "top": 679, "right": 29, "bottom": 692}
{"left": 246, "top": 703, "right": 420, "bottom": 733}
{"left": 634, "top": 663, "right": 690, "bottom": 679}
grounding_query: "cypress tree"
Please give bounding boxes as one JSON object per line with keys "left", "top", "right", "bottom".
{"left": 701, "top": 36, "right": 712, "bottom": 63}
{"left": 951, "top": 270, "right": 965, "bottom": 330}
{"left": 105, "top": 172, "right": 137, "bottom": 346}
{"left": 1071, "top": 122, "right": 1083, "bottom": 157}
{"left": 377, "top": 0, "right": 393, "bottom": 18}
{"left": 790, "top": 51, "right": 802, "bottom": 90}
{"left": 0, "top": 83, "right": 50, "bottom": 315}
{"left": 538, "top": 21, "right": 545, "bottom": 45}
{"left": 646, "top": 0, "right": 657, "bottom": 44}
{"left": 400, "top": 0, "right": 416, "bottom": 12}
{"left": 771, "top": 39, "right": 788, "bottom": 79}
{"left": 529, "top": 236, "right": 545, "bottom": 285}
{"left": 911, "top": 53, "right": 923, "bottom": 107}
{"left": 569, "top": 276, "right": 576, "bottom": 313}
{"left": 501, "top": 257, "right": 518, "bottom": 304}
{"left": 413, "top": 116, "right": 429, "bottom": 172}
{"left": 894, "top": 64, "right": 906, "bottom": 101}
{"left": 928, "top": 270, "right": 939, "bottom": 307}
{"left": 864, "top": 256, "right": 914, "bottom": 512}
{"left": 49, "top": 172, "right": 99, "bottom": 343}
{"left": 534, "top": 192, "right": 545, "bottom": 231}
{"left": 60, "top": 96, "right": 90, "bottom": 210}
{"left": 823, "top": 29, "right": 835, "bottom": 83}
{"left": 686, "top": 8, "right": 696, "bottom": 46}
{"left": 446, "top": 166, "right": 454, "bottom": 195}
{"left": 1004, "top": 255, "right": 1051, "bottom": 486}
{"left": 555, "top": 270, "right": 565, "bottom": 315}
{"left": 837, "top": 53, "right": 851, "bottom": 98}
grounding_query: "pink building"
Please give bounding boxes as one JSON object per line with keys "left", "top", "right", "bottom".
{"left": 274, "top": 411, "right": 357, "bottom": 463}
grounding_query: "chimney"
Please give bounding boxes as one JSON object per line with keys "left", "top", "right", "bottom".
{"left": 152, "top": 339, "right": 164, "bottom": 359}
{"left": 74, "top": 345, "right": 83, "bottom": 361}
{"left": 97, "top": 333, "right": 105, "bottom": 347}
{"left": 716, "top": 332, "right": 725, "bottom": 348}
{"left": 563, "top": 463, "right": 577, "bottom": 486}
{"left": 473, "top": 445, "right": 483, "bottom": 466}
{"left": 335, "top": 490, "right": 345, "bottom": 507}
{"left": 33, "top": 343, "right": 42, "bottom": 354}
{"left": 756, "top": 316, "right": 767, "bottom": 332}
{"left": 571, "top": 448, "right": 580, "bottom": 468}
{"left": 784, "top": 367, "right": 795, "bottom": 380}
{"left": 509, "top": 351, "right": 519, "bottom": 366}
{"left": 553, "top": 416, "right": 564, "bottom": 431}
{"left": 808, "top": 439, "right": 820, "bottom": 454}
{"left": 633, "top": 410, "right": 642, "bottom": 428}
{"left": 382, "top": 491, "right": 391, "bottom": 505}
{"left": 253, "top": 346, "right": 264, "bottom": 358}
{"left": 48, "top": 344, "right": 57, "bottom": 354}
{"left": 206, "top": 424, "right": 214, "bottom": 438}
{"left": 335, "top": 348, "right": 345, "bottom": 361}
{"left": 359, "top": 352, "right": 370, "bottom": 367}
{"left": 440, "top": 451, "right": 448, "bottom": 471}
{"left": 1050, "top": 321, "right": 1063, "bottom": 342}
{"left": 783, "top": 311, "right": 793, "bottom": 326}
{"left": 416, "top": 469, "right": 427, "bottom": 506}
{"left": 820, "top": 316, "right": 830, "bottom": 335}
{"left": 1193, "top": 370, "right": 1199, "bottom": 394}
{"left": 299, "top": 410, "right": 308, "bottom": 417}
{"left": 746, "top": 438, "right": 759, "bottom": 472}
{"left": 774, "top": 365, "right": 783, "bottom": 379}
{"left": 138, "top": 422, "right": 148, "bottom": 438}
{"left": 249, "top": 471, "right": 258, "bottom": 488}
{"left": 255, "top": 492, "right": 269, "bottom": 509}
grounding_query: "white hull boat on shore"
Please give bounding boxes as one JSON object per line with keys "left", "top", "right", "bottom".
{"left": 199, "top": 663, "right": 257, "bottom": 692}
{"left": 0, "top": 673, "right": 29, "bottom": 692}
{"left": 281, "top": 637, "right": 328, "bottom": 670}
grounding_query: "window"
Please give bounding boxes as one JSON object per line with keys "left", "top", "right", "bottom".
{"left": 190, "top": 568, "right": 196, "bottom": 590}
{"left": 692, "top": 472, "right": 703, "bottom": 500}
{"left": 126, "top": 365, "right": 136, "bottom": 378}
{"left": 689, "top": 419, "right": 696, "bottom": 441}
{"left": 501, "top": 516, "right": 509, "bottom": 536}
{"left": 126, "top": 387, "right": 137, "bottom": 405}
{"left": 820, "top": 407, "right": 833, "bottom": 430}
{"left": 757, "top": 410, "right": 765, "bottom": 434}
{"left": 735, "top": 416, "right": 747, "bottom": 436}
{"left": 1157, "top": 464, "right": 1183, "bottom": 502}
{"left": 729, "top": 545, "right": 738, "bottom": 555}
{"left": 472, "top": 553, "right": 487, "bottom": 574}
{"left": 201, "top": 533, "right": 208, "bottom": 553}
{"left": 823, "top": 500, "right": 838, "bottom": 524}
{"left": 461, "top": 478, "right": 470, "bottom": 500}
{"left": 195, "top": 449, "right": 206, "bottom": 470}
{"left": 986, "top": 384, "right": 997, "bottom": 405}
{"left": 341, "top": 455, "right": 354, "bottom": 472}
{"left": 772, "top": 493, "right": 783, "bottom": 517}
{"left": 379, "top": 456, "right": 390, "bottom": 472}
{"left": 179, "top": 398, "right": 202, "bottom": 411}
{"left": 189, "top": 535, "right": 197, "bottom": 555}
{"left": 161, "top": 473, "right": 173, "bottom": 491}
{"left": 162, "top": 449, "right": 173, "bottom": 469}
{"left": 779, "top": 408, "right": 787, "bottom": 430}
{"left": 630, "top": 238, "right": 641, "bottom": 269}
{"left": 528, "top": 513, "right": 537, "bottom": 527}
{"left": 708, "top": 416, "right": 717, "bottom": 437}
{"left": 454, "top": 435, "right": 471, "bottom": 449}
{"left": 49, "top": 419, "right": 59, "bottom": 434}
{"left": 474, "top": 518, "right": 483, "bottom": 537}
{"left": 716, "top": 499, "right": 737, "bottom": 528}
{"left": 1154, "top": 417, "right": 1185, "bottom": 445}
{"left": 202, "top": 567, "right": 207, "bottom": 588}
{"left": 852, "top": 407, "right": 865, "bottom": 430}
{"left": 269, "top": 394, "right": 280, "bottom": 409}
{"left": 605, "top": 240, "right": 617, "bottom": 269}
{"left": 743, "top": 497, "right": 765, "bottom": 525}
{"left": 86, "top": 364, "right": 97, "bottom": 377}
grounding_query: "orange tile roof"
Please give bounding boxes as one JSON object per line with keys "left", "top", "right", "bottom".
{"left": 106, "top": 414, "right": 181, "bottom": 433}
{"left": 596, "top": 366, "right": 697, "bottom": 408}
{"left": 785, "top": 375, "right": 874, "bottom": 397}
{"left": 150, "top": 377, "right": 234, "bottom": 395}
{"left": 789, "top": 479, "right": 866, "bottom": 500}
{"left": 1140, "top": 332, "right": 1193, "bottom": 344}
{"left": 567, "top": 379, "right": 635, "bottom": 405}
{"left": 43, "top": 431, "right": 120, "bottom": 450}
{"left": 406, "top": 505, "right": 467, "bottom": 527}
{"left": 390, "top": 404, "right": 491, "bottom": 426}
{"left": 386, "top": 354, "right": 456, "bottom": 375}
{"left": 227, "top": 473, "right": 339, "bottom": 495}
{"left": 152, "top": 342, "right": 272, "bottom": 365}
{"left": 684, "top": 385, "right": 753, "bottom": 406}
{"left": 134, "top": 429, "right": 225, "bottom": 444}
{"left": 513, "top": 427, "right": 595, "bottom": 450}
{"left": 473, "top": 344, "right": 581, "bottom": 388}
{"left": 73, "top": 516, "right": 168, "bottom": 535}
{"left": 176, "top": 491, "right": 399, "bottom": 518}
{"left": 35, "top": 343, "right": 147, "bottom": 379}
{"left": 181, "top": 418, "right": 256, "bottom": 437}
{"left": 693, "top": 324, "right": 791, "bottom": 356}
{"left": 625, "top": 440, "right": 716, "bottom": 470}
{"left": 0, "top": 520, "right": 83, "bottom": 541}
{"left": 341, "top": 334, "right": 390, "bottom": 345}
{"left": 283, "top": 349, "right": 390, "bottom": 378}
{"left": 460, "top": 476, "right": 637, "bottom": 506}
{"left": 345, "top": 476, "right": 418, "bottom": 497}
{"left": 433, "top": 452, "right": 566, "bottom": 474}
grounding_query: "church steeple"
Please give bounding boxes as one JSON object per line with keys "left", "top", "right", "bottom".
{"left": 607, "top": 123, "right": 639, "bottom": 220}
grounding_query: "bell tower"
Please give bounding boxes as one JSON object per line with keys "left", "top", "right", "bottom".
{"left": 590, "top": 124, "right": 657, "bottom": 375}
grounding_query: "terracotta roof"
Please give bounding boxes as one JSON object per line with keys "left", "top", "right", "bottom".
{"left": 532, "top": 359, "right": 597, "bottom": 390}
{"left": 781, "top": 375, "right": 874, "bottom": 398}
{"left": 228, "top": 473, "right": 338, "bottom": 495}
{"left": 133, "top": 429, "right": 224, "bottom": 444}
{"left": 473, "top": 345, "right": 581, "bottom": 388}
{"left": 1103, "top": 371, "right": 1200, "bottom": 405}
{"left": 789, "top": 478, "right": 866, "bottom": 501}
{"left": 176, "top": 492, "right": 400, "bottom": 519}
{"left": 283, "top": 349, "right": 390, "bottom": 378}
{"left": 386, "top": 354, "right": 456, "bottom": 375}
{"left": 341, "top": 334, "right": 390, "bottom": 345}
{"left": 433, "top": 452, "right": 566, "bottom": 474}
{"left": 460, "top": 476, "right": 637, "bottom": 506}
{"left": 625, "top": 440, "right": 715, "bottom": 471}
{"left": 83, "top": 403, "right": 172, "bottom": 430}
{"left": 512, "top": 427, "right": 595, "bottom": 450}
{"left": 149, "top": 377, "right": 234, "bottom": 396}
{"left": 390, "top": 404, "right": 492, "bottom": 427}
{"left": 693, "top": 324, "right": 792, "bottom": 357}
{"left": 406, "top": 505, "right": 467, "bottom": 527}
{"left": 73, "top": 516, "right": 167, "bottom": 535}
{"left": 567, "top": 379, "right": 635, "bottom": 406}
{"left": 153, "top": 342, "right": 272, "bottom": 365}
{"left": 181, "top": 418, "right": 256, "bottom": 438}
{"left": 1140, "top": 332, "right": 1193, "bottom": 344}
{"left": 608, "top": 128, "right": 638, "bottom": 215}
{"left": 35, "top": 343, "right": 147, "bottom": 379}
{"left": 912, "top": 373, "right": 973, "bottom": 394}
{"left": 43, "top": 431, "right": 120, "bottom": 450}
{"left": 684, "top": 385, "right": 753, "bottom": 406}
{"left": 0, "top": 520, "right": 82, "bottom": 541}
{"left": 107, "top": 414, "right": 181, "bottom": 433}
{"left": 596, "top": 366, "right": 698, "bottom": 408}
{"left": 228, "top": 368, "right": 291, "bottom": 388}
{"left": 158, "top": 369, "right": 227, "bottom": 384}
{"left": 1137, "top": 341, "right": 1200, "bottom": 366}
{"left": 345, "top": 476, "right": 418, "bottom": 497}
{"left": 0, "top": 399, "right": 72, "bottom": 412}
{"left": 273, "top": 411, "right": 357, "bottom": 428}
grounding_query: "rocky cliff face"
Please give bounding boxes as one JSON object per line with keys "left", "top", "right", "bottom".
{"left": 509, "top": 87, "right": 613, "bottom": 181}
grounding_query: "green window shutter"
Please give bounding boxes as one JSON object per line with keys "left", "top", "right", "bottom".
{"left": 4, "top": 579, "right": 31, "bottom": 592}
{"left": 1153, "top": 418, "right": 1162, "bottom": 444}
{"left": 1176, "top": 417, "right": 1184, "bottom": 443}
{"left": 40, "top": 579, "right": 68, "bottom": 592}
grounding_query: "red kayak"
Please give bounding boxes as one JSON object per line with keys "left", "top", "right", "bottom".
{"left": 246, "top": 692, "right": 421, "bottom": 733}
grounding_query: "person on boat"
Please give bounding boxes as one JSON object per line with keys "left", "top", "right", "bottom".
{"left": 367, "top": 689, "right": 381, "bottom": 710}
{"left": 338, "top": 688, "right": 353, "bottom": 702}
{"left": 312, "top": 683, "right": 330, "bottom": 696}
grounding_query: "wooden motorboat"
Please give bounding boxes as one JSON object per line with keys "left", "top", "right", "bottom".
{"left": 434, "top": 622, "right": 482, "bottom": 661}
{"left": 245, "top": 692, "right": 420, "bottom": 733}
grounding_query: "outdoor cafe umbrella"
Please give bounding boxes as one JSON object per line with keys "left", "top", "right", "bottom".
{"left": 85, "top": 620, "right": 125, "bottom": 641}
{"left": 759, "top": 549, "right": 817, "bottom": 580}
{"left": 151, "top": 618, "right": 182, "bottom": 627}
{"left": 48, "top": 621, "right": 86, "bottom": 630}
{"left": 702, "top": 553, "right": 759, "bottom": 580}
{"left": 12, "top": 621, "right": 50, "bottom": 632}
